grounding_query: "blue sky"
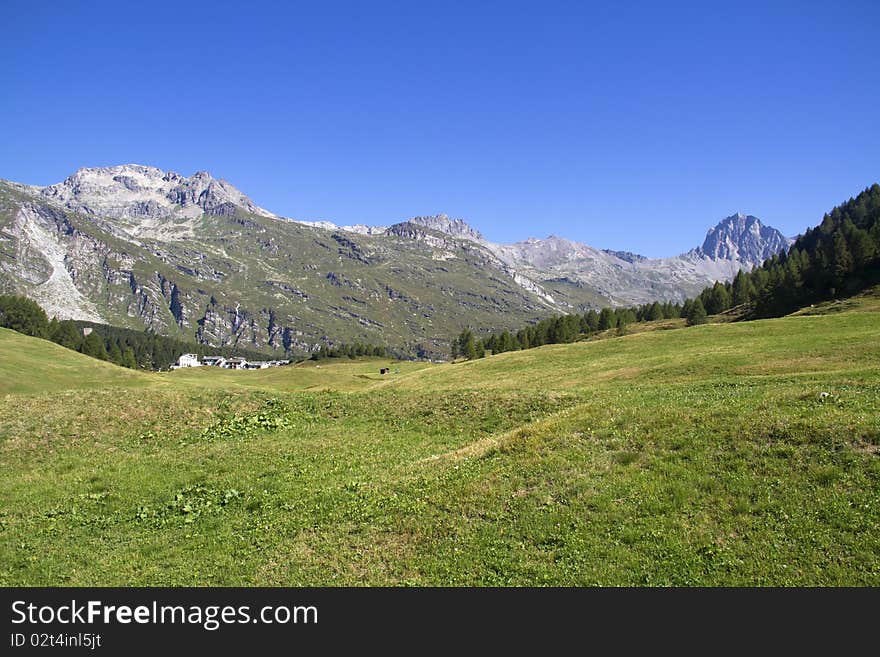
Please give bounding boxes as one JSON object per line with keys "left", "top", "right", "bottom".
{"left": 3, "top": 1, "right": 878, "bottom": 256}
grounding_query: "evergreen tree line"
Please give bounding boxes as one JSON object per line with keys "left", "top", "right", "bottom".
{"left": 452, "top": 183, "right": 880, "bottom": 361}
{"left": 309, "top": 342, "right": 387, "bottom": 360}
{"left": 0, "top": 296, "right": 278, "bottom": 370}
{"left": 451, "top": 301, "right": 685, "bottom": 360}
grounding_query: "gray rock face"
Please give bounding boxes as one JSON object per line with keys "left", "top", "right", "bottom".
{"left": 383, "top": 221, "right": 461, "bottom": 251}
{"left": 406, "top": 214, "right": 485, "bottom": 242}
{"left": 38, "top": 164, "right": 274, "bottom": 223}
{"left": 691, "top": 213, "right": 792, "bottom": 266}
{"left": 602, "top": 249, "right": 647, "bottom": 264}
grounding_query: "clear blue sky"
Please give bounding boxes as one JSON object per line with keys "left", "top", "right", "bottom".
{"left": 3, "top": 0, "right": 878, "bottom": 257}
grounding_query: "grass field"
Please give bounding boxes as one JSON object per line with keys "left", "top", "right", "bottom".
{"left": 1, "top": 293, "right": 879, "bottom": 586}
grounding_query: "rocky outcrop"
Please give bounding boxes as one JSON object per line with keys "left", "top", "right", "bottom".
{"left": 38, "top": 165, "right": 276, "bottom": 225}
{"left": 603, "top": 249, "right": 647, "bottom": 263}
{"left": 689, "top": 213, "right": 793, "bottom": 266}
{"left": 407, "top": 214, "right": 485, "bottom": 242}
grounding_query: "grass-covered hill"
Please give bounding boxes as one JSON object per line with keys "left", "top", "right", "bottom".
{"left": 1, "top": 289, "right": 879, "bottom": 585}
{"left": 0, "top": 327, "right": 150, "bottom": 395}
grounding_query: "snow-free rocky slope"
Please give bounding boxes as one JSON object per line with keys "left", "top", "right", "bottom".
{"left": 0, "top": 165, "right": 792, "bottom": 357}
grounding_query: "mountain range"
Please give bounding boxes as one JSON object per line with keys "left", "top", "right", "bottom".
{"left": 0, "top": 165, "right": 793, "bottom": 357}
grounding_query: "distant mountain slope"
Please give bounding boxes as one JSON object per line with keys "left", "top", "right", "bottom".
{"left": 0, "top": 164, "right": 794, "bottom": 356}
{"left": 476, "top": 215, "right": 792, "bottom": 307}
{"left": 0, "top": 169, "right": 560, "bottom": 358}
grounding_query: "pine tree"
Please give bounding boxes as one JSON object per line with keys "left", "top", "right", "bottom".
{"left": 458, "top": 330, "right": 477, "bottom": 360}
{"left": 0, "top": 295, "right": 49, "bottom": 338}
{"left": 831, "top": 232, "right": 853, "bottom": 294}
{"left": 848, "top": 227, "right": 874, "bottom": 268}
{"left": 81, "top": 332, "right": 109, "bottom": 360}
{"left": 584, "top": 310, "right": 599, "bottom": 332}
{"left": 782, "top": 253, "right": 804, "bottom": 298}
{"left": 732, "top": 270, "right": 755, "bottom": 305}
{"left": 108, "top": 342, "right": 124, "bottom": 365}
{"left": 680, "top": 299, "right": 694, "bottom": 319}
{"left": 122, "top": 347, "right": 138, "bottom": 369}
{"left": 704, "top": 281, "right": 732, "bottom": 315}
{"left": 686, "top": 298, "right": 708, "bottom": 326}
{"left": 598, "top": 307, "right": 615, "bottom": 331}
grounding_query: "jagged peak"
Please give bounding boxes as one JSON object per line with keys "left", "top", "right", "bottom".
{"left": 692, "top": 213, "right": 792, "bottom": 266}
{"left": 407, "top": 214, "right": 484, "bottom": 242}
{"left": 38, "top": 164, "right": 270, "bottom": 222}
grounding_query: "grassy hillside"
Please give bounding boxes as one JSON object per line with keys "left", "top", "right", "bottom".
{"left": 0, "top": 327, "right": 150, "bottom": 395}
{"left": 1, "top": 297, "right": 878, "bottom": 585}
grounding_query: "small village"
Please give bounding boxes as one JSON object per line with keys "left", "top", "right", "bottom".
{"left": 169, "top": 353, "right": 291, "bottom": 370}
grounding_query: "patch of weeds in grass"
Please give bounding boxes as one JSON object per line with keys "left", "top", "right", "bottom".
{"left": 136, "top": 486, "right": 242, "bottom": 526}
{"left": 194, "top": 399, "right": 292, "bottom": 443}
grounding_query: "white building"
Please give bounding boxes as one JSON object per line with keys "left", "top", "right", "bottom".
{"left": 170, "top": 353, "right": 201, "bottom": 369}
{"left": 202, "top": 356, "right": 227, "bottom": 367}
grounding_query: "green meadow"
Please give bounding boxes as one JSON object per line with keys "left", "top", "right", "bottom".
{"left": 1, "top": 290, "right": 879, "bottom": 585}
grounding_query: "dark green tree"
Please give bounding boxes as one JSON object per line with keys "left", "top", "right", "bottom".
{"left": 704, "top": 282, "right": 732, "bottom": 315}
{"left": 80, "top": 332, "right": 108, "bottom": 360}
{"left": 108, "top": 342, "right": 124, "bottom": 365}
{"left": 52, "top": 320, "right": 84, "bottom": 350}
{"left": 732, "top": 270, "right": 755, "bottom": 305}
{"left": 598, "top": 307, "right": 615, "bottom": 331}
{"left": 0, "top": 295, "right": 49, "bottom": 338}
{"left": 831, "top": 232, "right": 853, "bottom": 294}
{"left": 686, "top": 298, "right": 708, "bottom": 326}
{"left": 584, "top": 310, "right": 599, "bottom": 332}
{"left": 458, "top": 329, "right": 477, "bottom": 360}
{"left": 122, "top": 347, "right": 138, "bottom": 369}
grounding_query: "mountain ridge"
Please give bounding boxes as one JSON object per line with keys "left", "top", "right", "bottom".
{"left": 13, "top": 164, "right": 792, "bottom": 261}
{"left": 0, "top": 164, "right": 794, "bottom": 357}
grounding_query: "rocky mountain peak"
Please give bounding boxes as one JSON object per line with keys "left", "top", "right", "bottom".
{"left": 38, "top": 165, "right": 271, "bottom": 221}
{"left": 691, "top": 213, "right": 792, "bottom": 267}
{"left": 407, "top": 214, "right": 484, "bottom": 242}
